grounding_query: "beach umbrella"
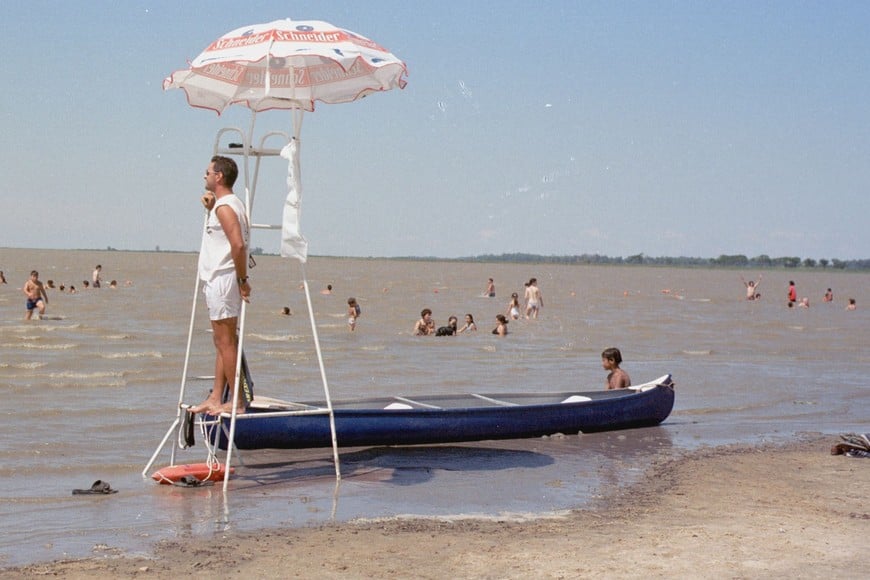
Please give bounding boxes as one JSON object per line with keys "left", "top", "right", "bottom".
{"left": 163, "top": 18, "right": 408, "bottom": 260}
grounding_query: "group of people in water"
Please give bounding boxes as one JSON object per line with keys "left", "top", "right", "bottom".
{"left": 12, "top": 266, "right": 129, "bottom": 320}
{"left": 406, "top": 278, "right": 628, "bottom": 389}
{"left": 741, "top": 274, "right": 856, "bottom": 309}
{"left": 412, "top": 277, "right": 545, "bottom": 338}
{"left": 489, "top": 277, "right": 544, "bottom": 320}
{"left": 413, "top": 310, "right": 480, "bottom": 336}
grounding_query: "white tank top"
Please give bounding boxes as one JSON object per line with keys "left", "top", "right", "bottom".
{"left": 197, "top": 194, "right": 249, "bottom": 282}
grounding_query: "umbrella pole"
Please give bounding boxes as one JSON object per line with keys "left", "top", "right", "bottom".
{"left": 298, "top": 262, "right": 342, "bottom": 481}
{"left": 289, "top": 106, "right": 340, "bottom": 481}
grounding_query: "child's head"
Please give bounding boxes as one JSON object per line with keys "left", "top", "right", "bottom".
{"left": 347, "top": 297, "right": 357, "bottom": 306}
{"left": 601, "top": 347, "right": 623, "bottom": 366}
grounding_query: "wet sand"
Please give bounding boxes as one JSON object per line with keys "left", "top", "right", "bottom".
{"left": 5, "top": 436, "right": 867, "bottom": 579}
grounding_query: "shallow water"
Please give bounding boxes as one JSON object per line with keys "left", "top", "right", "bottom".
{"left": 0, "top": 249, "right": 867, "bottom": 565}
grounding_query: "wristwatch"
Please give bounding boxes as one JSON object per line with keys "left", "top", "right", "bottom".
{"left": 238, "top": 276, "right": 249, "bottom": 284}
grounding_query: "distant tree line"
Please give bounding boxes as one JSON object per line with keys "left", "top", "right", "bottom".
{"left": 453, "top": 253, "right": 870, "bottom": 270}
{"left": 113, "top": 247, "right": 869, "bottom": 269}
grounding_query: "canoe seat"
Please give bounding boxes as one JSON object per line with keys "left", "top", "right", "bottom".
{"left": 561, "top": 395, "right": 592, "bottom": 404}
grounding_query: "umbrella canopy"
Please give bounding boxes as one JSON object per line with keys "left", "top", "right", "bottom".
{"left": 163, "top": 18, "right": 408, "bottom": 113}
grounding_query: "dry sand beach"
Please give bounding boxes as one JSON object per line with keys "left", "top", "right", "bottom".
{"left": 5, "top": 436, "right": 867, "bottom": 579}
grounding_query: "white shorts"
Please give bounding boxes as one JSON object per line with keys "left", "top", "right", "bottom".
{"left": 202, "top": 272, "right": 241, "bottom": 321}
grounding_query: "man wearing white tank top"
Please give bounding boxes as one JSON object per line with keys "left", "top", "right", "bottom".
{"left": 190, "top": 155, "right": 251, "bottom": 415}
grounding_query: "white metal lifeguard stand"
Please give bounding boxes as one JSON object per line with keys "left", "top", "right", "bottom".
{"left": 143, "top": 116, "right": 342, "bottom": 491}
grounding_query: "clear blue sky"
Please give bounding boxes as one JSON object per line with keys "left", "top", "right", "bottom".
{"left": 3, "top": 1, "right": 869, "bottom": 259}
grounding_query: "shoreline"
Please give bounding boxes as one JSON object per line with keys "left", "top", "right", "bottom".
{"left": 4, "top": 435, "right": 867, "bottom": 579}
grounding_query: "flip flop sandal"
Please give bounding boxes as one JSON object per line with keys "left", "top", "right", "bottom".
{"left": 72, "top": 480, "right": 118, "bottom": 495}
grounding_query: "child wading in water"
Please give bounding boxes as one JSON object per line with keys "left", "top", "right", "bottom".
{"left": 347, "top": 297, "right": 361, "bottom": 331}
{"left": 602, "top": 347, "right": 631, "bottom": 390}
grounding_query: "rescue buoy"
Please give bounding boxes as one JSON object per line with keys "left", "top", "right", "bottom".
{"left": 151, "top": 463, "right": 234, "bottom": 485}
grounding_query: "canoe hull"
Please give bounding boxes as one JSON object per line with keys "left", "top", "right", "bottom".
{"left": 209, "top": 378, "right": 675, "bottom": 450}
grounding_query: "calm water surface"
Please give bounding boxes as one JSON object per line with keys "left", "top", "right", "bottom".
{"left": 1, "top": 249, "right": 867, "bottom": 565}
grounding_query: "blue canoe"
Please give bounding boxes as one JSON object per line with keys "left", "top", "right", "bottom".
{"left": 206, "top": 374, "right": 675, "bottom": 450}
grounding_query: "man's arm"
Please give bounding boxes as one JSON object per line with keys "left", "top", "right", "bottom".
{"left": 216, "top": 205, "right": 249, "bottom": 299}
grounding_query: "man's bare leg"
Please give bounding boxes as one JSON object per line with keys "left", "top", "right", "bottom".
{"left": 190, "top": 317, "right": 244, "bottom": 414}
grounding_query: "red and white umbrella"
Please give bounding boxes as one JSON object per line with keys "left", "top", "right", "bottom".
{"left": 163, "top": 18, "right": 408, "bottom": 113}
{"left": 163, "top": 18, "right": 408, "bottom": 260}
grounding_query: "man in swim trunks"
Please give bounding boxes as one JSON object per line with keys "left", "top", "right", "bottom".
{"left": 23, "top": 270, "right": 48, "bottom": 320}
{"left": 189, "top": 156, "right": 251, "bottom": 415}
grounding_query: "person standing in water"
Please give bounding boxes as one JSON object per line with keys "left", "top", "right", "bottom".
{"left": 484, "top": 277, "right": 495, "bottom": 297}
{"left": 347, "top": 297, "right": 361, "bottom": 331}
{"left": 507, "top": 292, "right": 521, "bottom": 320}
{"left": 23, "top": 270, "right": 48, "bottom": 320}
{"left": 740, "top": 274, "right": 762, "bottom": 300}
{"left": 436, "top": 315, "right": 459, "bottom": 336}
{"left": 458, "top": 313, "right": 477, "bottom": 333}
{"left": 414, "top": 308, "right": 434, "bottom": 335}
{"left": 190, "top": 156, "right": 251, "bottom": 415}
{"left": 524, "top": 277, "right": 544, "bottom": 319}
{"left": 492, "top": 314, "right": 509, "bottom": 336}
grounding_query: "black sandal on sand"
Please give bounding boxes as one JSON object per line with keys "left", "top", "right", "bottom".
{"left": 72, "top": 480, "right": 118, "bottom": 495}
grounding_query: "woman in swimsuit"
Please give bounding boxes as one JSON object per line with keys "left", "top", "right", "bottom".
{"left": 458, "top": 313, "right": 477, "bottom": 333}
{"left": 492, "top": 314, "right": 509, "bottom": 336}
{"left": 347, "top": 297, "right": 360, "bottom": 331}
{"left": 507, "top": 293, "right": 521, "bottom": 320}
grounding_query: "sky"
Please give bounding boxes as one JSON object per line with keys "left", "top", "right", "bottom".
{"left": 2, "top": 1, "right": 869, "bottom": 260}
